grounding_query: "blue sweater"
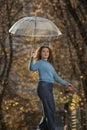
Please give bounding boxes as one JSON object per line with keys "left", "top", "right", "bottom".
{"left": 29, "top": 57, "right": 70, "bottom": 86}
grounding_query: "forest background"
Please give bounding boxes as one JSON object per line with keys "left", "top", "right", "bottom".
{"left": 0, "top": 0, "right": 87, "bottom": 130}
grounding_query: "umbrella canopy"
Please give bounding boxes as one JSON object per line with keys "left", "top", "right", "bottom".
{"left": 9, "top": 16, "right": 62, "bottom": 37}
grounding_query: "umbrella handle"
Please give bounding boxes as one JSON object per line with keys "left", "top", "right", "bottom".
{"left": 33, "top": 36, "right": 35, "bottom": 49}
{"left": 33, "top": 15, "right": 37, "bottom": 48}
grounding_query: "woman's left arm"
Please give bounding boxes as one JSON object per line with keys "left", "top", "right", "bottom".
{"left": 53, "top": 70, "right": 74, "bottom": 90}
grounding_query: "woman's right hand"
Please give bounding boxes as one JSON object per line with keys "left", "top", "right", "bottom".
{"left": 31, "top": 48, "right": 35, "bottom": 58}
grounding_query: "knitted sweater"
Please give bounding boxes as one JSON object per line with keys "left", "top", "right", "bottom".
{"left": 28, "top": 57, "right": 70, "bottom": 86}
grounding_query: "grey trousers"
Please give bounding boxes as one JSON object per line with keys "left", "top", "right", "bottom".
{"left": 37, "top": 81, "right": 56, "bottom": 130}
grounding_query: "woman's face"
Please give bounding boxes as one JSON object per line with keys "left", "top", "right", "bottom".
{"left": 41, "top": 47, "right": 49, "bottom": 60}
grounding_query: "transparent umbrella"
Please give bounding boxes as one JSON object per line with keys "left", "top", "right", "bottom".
{"left": 9, "top": 16, "right": 62, "bottom": 46}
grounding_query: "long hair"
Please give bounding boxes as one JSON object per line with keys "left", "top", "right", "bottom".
{"left": 35, "top": 46, "right": 54, "bottom": 64}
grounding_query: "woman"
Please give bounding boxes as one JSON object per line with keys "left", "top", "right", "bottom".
{"left": 28, "top": 45, "right": 73, "bottom": 130}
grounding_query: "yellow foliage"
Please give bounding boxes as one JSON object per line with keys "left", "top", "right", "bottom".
{"left": 20, "top": 107, "right": 24, "bottom": 111}
{"left": 6, "top": 107, "right": 9, "bottom": 110}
